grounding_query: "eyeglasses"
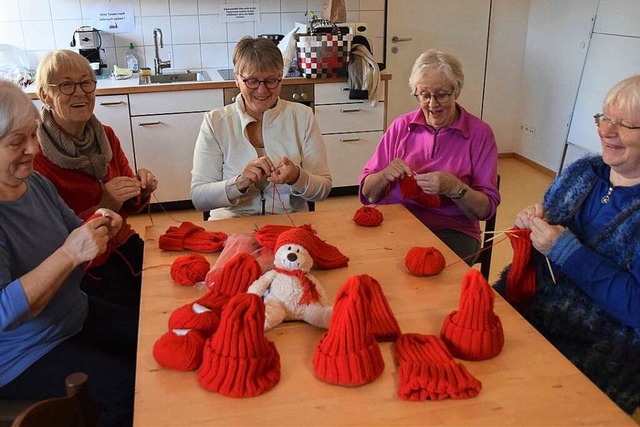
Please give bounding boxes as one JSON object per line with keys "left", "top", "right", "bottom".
{"left": 594, "top": 113, "right": 640, "bottom": 131}
{"left": 49, "top": 79, "right": 97, "bottom": 95}
{"left": 413, "top": 89, "right": 455, "bottom": 104}
{"left": 240, "top": 76, "right": 282, "bottom": 90}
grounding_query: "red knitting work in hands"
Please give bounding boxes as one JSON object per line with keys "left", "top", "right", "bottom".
{"left": 399, "top": 175, "right": 441, "bottom": 208}
{"left": 394, "top": 333, "right": 482, "bottom": 401}
{"left": 83, "top": 212, "right": 115, "bottom": 270}
{"left": 505, "top": 227, "right": 537, "bottom": 303}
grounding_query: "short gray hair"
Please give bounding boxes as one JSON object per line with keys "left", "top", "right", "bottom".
{"left": 233, "top": 36, "right": 284, "bottom": 77}
{"left": 603, "top": 74, "right": 640, "bottom": 117}
{"left": 35, "top": 50, "right": 93, "bottom": 102}
{"left": 408, "top": 49, "right": 464, "bottom": 96}
{"left": 0, "top": 80, "right": 39, "bottom": 140}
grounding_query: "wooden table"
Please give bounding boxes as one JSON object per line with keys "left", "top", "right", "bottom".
{"left": 135, "top": 204, "right": 633, "bottom": 426}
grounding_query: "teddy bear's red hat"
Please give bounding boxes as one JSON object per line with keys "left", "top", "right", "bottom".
{"left": 275, "top": 227, "right": 349, "bottom": 270}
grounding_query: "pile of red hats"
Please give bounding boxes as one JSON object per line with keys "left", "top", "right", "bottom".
{"left": 159, "top": 221, "right": 227, "bottom": 253}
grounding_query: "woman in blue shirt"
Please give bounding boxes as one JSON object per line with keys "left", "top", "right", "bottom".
{"left": 495, "top": 74, "right": 640, "bottom": 414}
{"left": 0, "top": 81, "right": 137, "bottom": 427}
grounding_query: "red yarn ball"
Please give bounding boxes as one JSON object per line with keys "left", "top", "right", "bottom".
{"left": 353, "top": 206, "right": 384, "bottom": 227}
{"left": 170, "top": 254, "right": 211, "bottom": 286}
{"left": 404, "top": 247, "right": 446, "bottom": 276}
{"left": 153, "top": 329, "right": 206, "bottom": 371}
{"left": 169, "top": 303, "right": 220, "bottom": 337}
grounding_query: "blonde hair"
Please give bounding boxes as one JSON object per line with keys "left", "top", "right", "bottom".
{"left": 35, "top": 50, "right": 93, "bottom": 101}
{"left": 0, "top": 80, "right": 39, "bottom": 140}
{"left": 233, "top": 37, "right": 284, "bottom": 77}
{"left": 603, "top": 74, "right": 640, "bottom": 117}
{"left": 408, "top": 49, "right": 464, "bottom": 96}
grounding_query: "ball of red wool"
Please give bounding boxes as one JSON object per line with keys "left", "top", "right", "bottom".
{"left": 404, "top": 247, "right": 446, "bottom": 276}
{"left": 170, "top": 254, "right": 211, "bottom": 286}
{"left": 353, "top": 206, "right": 384, "bottom": 227}
{"left": 152, "top": 329, "right": 206, "bottom": 371}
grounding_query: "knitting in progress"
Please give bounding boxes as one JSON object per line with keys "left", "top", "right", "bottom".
{"left": 353, "top": 205, "right": 384, "bottom": 227}
{"left": 504, "top": 227, "right": 537, "bottom": 303}
{"left": 405, "top": 246, "right": 446, "bottom": 276}
{"left": 158, "top": 221, "right": 227, "bottom": 252}
{"left": 394, "top": 333, "right": 482, "bottom": 401}
{"left": 399, "top": 175, "right": 441, "bottom": 208}
{"left": 440, "top": 269, "right": 504, "bottom": 361}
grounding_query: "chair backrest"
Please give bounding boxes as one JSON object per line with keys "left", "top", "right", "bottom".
{"left": 475, "top": 174, "right": 501, "bottom": 280}
{"left": 11, "top": 373, "right": 98, "bottom": 427}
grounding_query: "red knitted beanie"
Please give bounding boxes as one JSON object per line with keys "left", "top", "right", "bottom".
{"left": 153, "top": 329, "right": 205, "bottom": 371}
{"left": 505, "top": 227, "right": 537, "bottom": 303}
{"left": 197, "top": 293, "right": 280, "bottom": 397}
{"left": 158, "top": 222, "right": 203, "bottom": 251}
{"left": 440, "top": 269, "right": 504, "bottom": 361}
{"left": 394, "top": 333, "right": 482, "bottom": 401}
{"left": 313, "top": 275, "right": 384, "bottom": 386}
{"left": 399, "top": 175, "right": 441, "bottom": 208}
{"left": 200, "top": 252, "right": 262, "bottom": 311}
{"left": 170, "top": 254, "right": 211, "bottom": 286}
{"left": 183, "top": 229, "right": 227, "bottom": 253}
{"left": 255, "top": 224, "right": 316, "bottom": 250}
{"left": 353, "top": 206, "right": 384, "bottom": 227}
{"left": 168, "top": 303, "right": 220, "bottom": 337}
{"left": 275, "top": 227, "right": 349, "bottom": 270}
{"left": 405, "top": 247, "right": 446, "bottom": 276}
{"left": 358, "top": 274, "right": 401, "bottom": 342}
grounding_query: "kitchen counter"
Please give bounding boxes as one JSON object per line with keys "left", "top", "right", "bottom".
{"left": 24, "top": 69, "right": 392, "bottom": 99}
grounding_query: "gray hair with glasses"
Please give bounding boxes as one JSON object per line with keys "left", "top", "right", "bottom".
{"left": 233, "top": 36, "right": 284, "bottom": 77}
{"left": 603, "top": 74, "right": 640, "bottom": 117}
{"left": 35, "top": 50, "right": 94, "bottom": 102}
{"left": 0, "top": 80, "right": 39, "bottom": 140}
{"left": 408, "top": 49, "right": 464, "bottom": 97}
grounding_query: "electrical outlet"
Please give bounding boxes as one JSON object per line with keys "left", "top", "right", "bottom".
{"left": 520, "top": 124, "right": 536, "bottom": 137}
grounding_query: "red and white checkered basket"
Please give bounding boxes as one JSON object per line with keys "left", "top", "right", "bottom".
{"left": 295, "top": 33, "right": 353, "bottom": 79}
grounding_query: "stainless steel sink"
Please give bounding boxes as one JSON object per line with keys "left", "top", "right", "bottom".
{"left": 141, "top": 70, "right": 211, "bottom": 84}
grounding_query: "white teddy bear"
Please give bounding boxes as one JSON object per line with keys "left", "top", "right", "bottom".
{"left": 247, "top": 227, "right": 334, "bottom": 332}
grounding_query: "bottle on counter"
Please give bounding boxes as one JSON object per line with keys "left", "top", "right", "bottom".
{"left": 125, "top": 43, "right": 139, "bottom": 72}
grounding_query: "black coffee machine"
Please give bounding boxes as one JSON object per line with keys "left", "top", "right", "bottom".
{"left": 70, "top": 26, "right": 104, "bottom": 75}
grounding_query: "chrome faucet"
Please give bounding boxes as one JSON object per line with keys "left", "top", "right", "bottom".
{"left": 153, "top": 28, "right": 171, "bottom": 75}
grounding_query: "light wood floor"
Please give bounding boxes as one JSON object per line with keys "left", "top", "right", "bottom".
{"left": 129, "top": 157, "right": 554, "bottom": 281}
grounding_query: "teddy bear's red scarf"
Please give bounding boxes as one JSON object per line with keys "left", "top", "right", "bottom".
{"left": 273, "top": 268, "right": 320, "bottom": 305}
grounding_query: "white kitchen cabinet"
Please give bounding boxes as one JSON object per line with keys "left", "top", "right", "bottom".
{"left": 314, "top": 82, "right": 386, "bottom": 191}
{"left": 129, "top": 89, "right": 223, "bottom": 204}
{"left": 32, "top": 95, "right": 135, "bottom": 169}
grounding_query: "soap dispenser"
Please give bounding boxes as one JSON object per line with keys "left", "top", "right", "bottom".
{"left": 125, "top": 43, "right": 139, "bottom": 72}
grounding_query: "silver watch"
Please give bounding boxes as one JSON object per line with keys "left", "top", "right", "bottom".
{"left": 450, "top": 187, "right": 468, "bottom": 200}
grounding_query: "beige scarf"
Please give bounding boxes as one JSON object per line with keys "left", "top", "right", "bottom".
{"left": 38, "top": 107, "right": 112, "bottom": 179}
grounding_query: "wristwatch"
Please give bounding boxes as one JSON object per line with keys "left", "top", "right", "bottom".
{"left": 450, "top": 187, "right": 468, "bottom": 200}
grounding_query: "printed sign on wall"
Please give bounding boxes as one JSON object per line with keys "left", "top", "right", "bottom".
{"left": 85, "top": 1, "right": 135, "bottom": 33}
{"left": 220, "top": 3, "right": 261, "bottom": 22}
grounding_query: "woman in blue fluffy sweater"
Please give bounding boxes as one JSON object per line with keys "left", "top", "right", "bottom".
{"left": 495, "top": 74, "right": 640, "bottom": 414}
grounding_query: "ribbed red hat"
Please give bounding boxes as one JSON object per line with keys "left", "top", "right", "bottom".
{"left": 255, "top": 224, "right": 317, "bottom": 250}
{"left": 275, "top": 227, "right": 349, "bottom": 270}
{"left": 313, "top": 276, "right": 384, "bottom": 386}
{"left": 358, "top": 274, "right": 401, "bottom": 342}
{"left": 505, "top": 227, "right": 537, "bottom": 303}
{"left": 394, "top": 333, "right": 482, "bottom": 401}
{"left": 183, "top": 229, "right": 228, "bottom": 253}
{"left": 158, "top": 222, "right": 204, "bottom": 251}
{"left": 199, "top": 253, "right": 262, "bottom": 312}
{"left": 168, "top": 302, "right": 220, "bottom": 337}
{"left": 197, "top": 293, "right": 280, "bottom": 397}
{"left": 440, "top": 269, "right": 504, "bottom": 361}
{"left": 152, "top": 329, "right": 205, "bottom": 371}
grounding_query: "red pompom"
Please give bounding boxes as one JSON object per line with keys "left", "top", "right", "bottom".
{"left": 353, "top": 206, "right": 384, "bottom": 227}
{"left": 170, "top": 254, "right": 211, "bottom": 286}
{"left": 405, "top": 247, "right": 446, "bottom": 276}
{"left": 153, "top": 329, "right": 206, "bottom": 371}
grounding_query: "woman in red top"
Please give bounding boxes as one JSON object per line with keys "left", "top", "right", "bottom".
{"left": 34, "top": 49, "right": 158, "bottom": 309}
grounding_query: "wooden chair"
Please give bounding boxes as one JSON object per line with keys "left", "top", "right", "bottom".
{"left": 475, "top": 174, "right": 501, "bottom": 280}
{"left": 9, "top": 372, "right": 98, "bottom": 427}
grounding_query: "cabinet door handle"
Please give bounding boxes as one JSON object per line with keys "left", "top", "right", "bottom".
{"left": 340, "top": 108, "right": 361, "bottom": 113}
{"left": 99, "top": 101, "right": 125, "bottom": 106}
{"left": 340, "top": 87, "right": 350, "bottom": 91}
{"left": 340, "top": 137, "right": 361, "bottom": 142}
{"left": 138, "top": 121, "right": 162, "bottom": 126}
{"left": 392, "top": 36, "right": 413, "bottom": 43}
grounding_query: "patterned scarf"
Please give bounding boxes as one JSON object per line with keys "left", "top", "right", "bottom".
{"left": 273, "top": 267, "right": 320, "bottom": 305}
{"left": 37, "top": 107, "right": 112, "bottom": 179}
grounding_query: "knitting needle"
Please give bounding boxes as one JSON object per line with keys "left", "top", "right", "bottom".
{"left": 545, "top": 256, "right": 557, "bottom": 285}
{"left": 484, "top": 232, "right": 520, "bottom": 243}
{"left": 483, "top": 229, "right": 519, "bottom": 234}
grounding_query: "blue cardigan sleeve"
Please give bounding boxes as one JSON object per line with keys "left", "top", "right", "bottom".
{"left": 549, "top": 230, "right": 640, "bottom": 328}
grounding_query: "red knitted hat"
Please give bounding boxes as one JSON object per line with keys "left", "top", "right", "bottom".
{"left": 158, "top": 222, "right": 203, "bottom": 251}
{"left": 255, "top": 224, "right": 316, "bottom": 250}
{"left": 440, "top": 269, "right": 504, "bottom": 361}
{"left": 505, "top": 227, "right": 537, "bottom": 303}
{"left": 358, "top": 274, "right": 401, "bottom": 342}
{"left": 183, "top": 229, "right": 227, "bottom": 253}
{"left": 275, "top": 227, "right": 349, "bottom": 270}
{"left": 152, "top": 329, "right": 205, "bottom": 371}
{"left": 168, "top": 302, "right": 220, "bottom": 337}
{"left": 394, "top": 333, "right": 482, "bottom": 401}
{"left": 313, "top": 275, "right": 384, "bottom": 386}
{"left": 405, "top": 247, "right": 446, "bottom": 276}
{"left": 197, "top": 293, "right": 280, "bottom": 397}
